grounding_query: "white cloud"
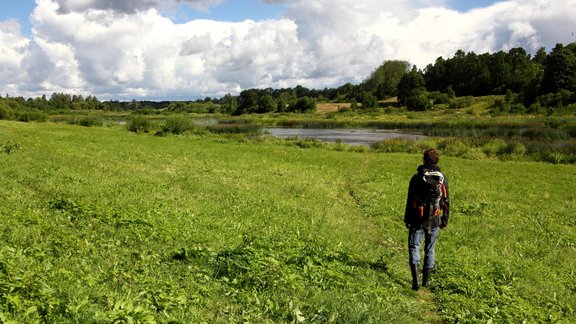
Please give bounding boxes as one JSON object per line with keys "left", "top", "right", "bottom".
{"left": 0, "top": 20, "right": 30, "bottom": 93}
{"left": 54, "top": 0, "right": 224, "bottom": 14}
{"left": 1, "top": 0, "right": 575, "bottom": 99}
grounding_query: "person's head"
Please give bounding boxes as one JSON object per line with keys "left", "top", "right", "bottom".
{"left": 423, "top": 148, "right": 439, "bottom": 166}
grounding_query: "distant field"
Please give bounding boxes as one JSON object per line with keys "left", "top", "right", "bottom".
{"left": 0, "top": 120, "right": 575, "bottom": 322}
{"left": 315, "top": 102, "right": 350, "bottom": 114}
{"left": 315, "top": 95, "right": 495, "bottom": 115}
{"left": 316, "top": 97, "right": 400, "bottom": 114}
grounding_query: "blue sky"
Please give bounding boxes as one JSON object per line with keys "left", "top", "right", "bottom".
{"left": 0, "top": 1, "right": 36, "bottom": 35}
{"left": 1, "top": 0, "right": 574, "bottom": 100}
{"left": 169, "top": 0, "right": 288, "bottom": 22}
{"left": 447, "top": 0, "right": 500, "bottom": 12}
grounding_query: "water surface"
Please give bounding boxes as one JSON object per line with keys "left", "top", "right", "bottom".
{"left": 265, "top": 127, "right": 426, "bottom": 146}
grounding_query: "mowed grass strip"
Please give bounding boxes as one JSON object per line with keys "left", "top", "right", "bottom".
{"left": 0, "top": 120, "right": 574, "bottom": 323}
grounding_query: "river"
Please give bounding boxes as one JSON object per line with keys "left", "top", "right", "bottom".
{"left": 264, "top": 127, "right": 426, "bottom": 146}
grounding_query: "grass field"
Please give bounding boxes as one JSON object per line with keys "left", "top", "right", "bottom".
{"left": 1, "top": 120, "right": 575, "bottom": 322}
{"left": 315, "top": 103, "right": 349, "bottom": 114}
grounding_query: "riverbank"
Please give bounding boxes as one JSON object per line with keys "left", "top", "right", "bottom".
{"left": 39, "top": 106, "right": 576, "bottom": 164}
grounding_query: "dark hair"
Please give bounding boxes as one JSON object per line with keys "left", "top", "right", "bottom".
{"left": 423, "top": 148, "right": 439, "bottom": 165}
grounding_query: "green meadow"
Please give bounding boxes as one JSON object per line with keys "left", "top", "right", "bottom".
{"left": 1, "top": 120, "right": 575, "bottom": 323}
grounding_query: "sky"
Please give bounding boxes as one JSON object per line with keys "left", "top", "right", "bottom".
{"left": 1, "top": 0, "right": 575, "bottom": 100}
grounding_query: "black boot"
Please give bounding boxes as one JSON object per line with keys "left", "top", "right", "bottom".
{"left": 410, "top": 264, "right": 420, "bottom": 291}
{"left": 422, "top": 267, "right": 432, "bottom": 287}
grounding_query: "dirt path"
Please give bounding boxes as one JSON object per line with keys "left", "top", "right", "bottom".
{"left": 417, "top": 288, "right": 443, "bottom": 323}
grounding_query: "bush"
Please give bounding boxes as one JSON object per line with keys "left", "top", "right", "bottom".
{"left": 132, "top": 108, "right": 157, "bottom": 115}
{"left": 448, "top": 96, "right": 474, "bottom": 109}
{"left": 1, "top": 143, "right": 20, "bottom": 154}
{"left": 541, "top": 152, "right": 565, "bottom": 164}
{"left": 482, "top": 139, "right": 526, "bottom": 159}
{"left": 462, "top": 147, "right": 486, "bottom": 160}
{"left": 527, "top": 102, "right": 546, "bottom": 114}
{"left": 0, "top": 105, "right": 14, "bottom": 120}
{"left": 72, "top": 118, "right": 103, "bottom": 127}
{"left": 510, "top": 103, "right": 527, "bottom": 114}
{"left": 429, "top": 91, "right": 452, "bottom": 105}
{"left": 16, "top": 110, "right": 48, "bottom": 122}
{"left": 370, "top": 139, "right": 419, "bottom": 153}
{"left": 414, "top": 139, "right": 438, "bottom": 151}
{"left": 482, "top": 139, "right": 508, "bottom": 157}
{"left": 551, "top": 102, "right": 576, "bottom": 116}
{"left": 502, "top": 142, "right": 526, "bottom": 156}
{"left": 406, "top": 94, "right": 432, "bottom": 111}
{"left": 160, "top": 116, "right": 194, "bottom": 135}
{"left": 438, "top": 139, "right": 470, "bottom": 157}
{"left": 287, "top": 138, "right": 325, "bottom": 149}
{"left": 127, "top": 116, "right": 153, "bottom": 133}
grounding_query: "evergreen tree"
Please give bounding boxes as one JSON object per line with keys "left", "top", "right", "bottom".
{"left": 541, "top": 43, "right": 576, "bottom": 93}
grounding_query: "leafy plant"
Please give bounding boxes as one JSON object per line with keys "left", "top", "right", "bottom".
{"left": 126, "top": 115, "right": 153, "bottom": 133}
{"left": 1, "top": 143, "right": 20, "bottom": 154}
{"left": 158, "top": 116, "right": 196, "bottom": 135}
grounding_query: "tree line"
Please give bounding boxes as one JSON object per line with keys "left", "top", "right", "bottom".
{"left": 358, "top": 42, "right": 576, "bottom": 112}
{"left": 225, "top": 41, "right": 576, "bottom": 113}
{"left": 1, "top": 42, "right": 575, "bottom": 119}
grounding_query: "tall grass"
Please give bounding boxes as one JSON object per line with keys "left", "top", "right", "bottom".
{"left": 1, "top": 120, "right": 575, "bottom": 322}
{"left": 206, "top": 123, "right": 262, "bottom": 134}
{"left": 371, "top": 137, "right": 575, "bottom": 164}
{"left": 157, "top": 116, "right": 204, "bottom": 135}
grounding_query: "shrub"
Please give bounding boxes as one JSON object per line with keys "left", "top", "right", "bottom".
{"left": 490, "top": 98, "right": 511, "bottom": 115}
{"left": 527, "top": 102, "right": 546, "bottom": 114}
{"left": 288, "top": 138, "right": 325, "bottom": 149}
{"left": 551, "top": 102, "right": 576, "bottom": 116}
{"left": 337, "top": 106, "right": 353, "bottom": 113}
{"left": 406, "top": 94, "right": 432, "bottom": 111}
{"left": 462, "top": 147, "right": 486, "bottom": 160}
{"left": 383, "top": 107, "right": 395, "bottom": 114}
{"left": 0, "top": 105, "right": 14, "bottom": 120}
{"left": 414, "top": 139, "right": 438, "bottom": 151}
{"left": 127, "top": 116, "right": 152, "bottom": 133}
{"left": 448, "top": 96, "right": 474, "bottom": 109}
{"left": 370, "top": 139, "right": 419, "bottom": 153}
{"left": 17, "top": 110, "right": 48, "bottom": 122}
{"left": 502, "top": 142, "right": 526, "bottom": 156}
{"left": 438, "top": 139, "right": 470, "bottom": 157}
{"left": 1, "top": 143, "right": 20, "bottom": 154}
{"left": 160, "top": 116, "right": 194, "bottom": 135}
{"left": 76, "top": 118, "right": 103, "bottom": 127}
{"left": 541, "top": 152, "right": 565, "bottom": 164}
{"left": 510, "top": 103, "right": 527, "bottom": 114}
{"left": 482, "top": 139, "right": 507, "bottom": 157}
{"left": 429, "top": 91, "right": 451, "bottom": 105}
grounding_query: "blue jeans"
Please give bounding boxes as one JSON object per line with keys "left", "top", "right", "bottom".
{"left": 408, "top": 226, "right": 439, "bottom": 269}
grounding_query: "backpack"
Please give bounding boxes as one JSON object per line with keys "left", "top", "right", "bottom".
{"left": 414, "top": 169, "right": 447, "bottom": 232}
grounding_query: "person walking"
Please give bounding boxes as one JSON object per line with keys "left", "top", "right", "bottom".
{"left": 404, "top": 148, "right": 450, "bottom": 291}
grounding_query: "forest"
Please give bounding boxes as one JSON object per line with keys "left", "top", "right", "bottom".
{"left": 1, "top": 42, "right": 575, "bottom": 120}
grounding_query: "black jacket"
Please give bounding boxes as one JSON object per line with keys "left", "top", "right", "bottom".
{"left": 404, "top": 164, "right": 450, "bottom": 229}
